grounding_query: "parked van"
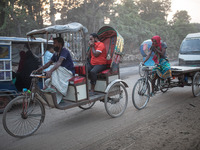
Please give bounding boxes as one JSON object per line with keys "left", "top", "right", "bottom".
{"left": 179, "top": 32, "right": 200, "bottom": 66}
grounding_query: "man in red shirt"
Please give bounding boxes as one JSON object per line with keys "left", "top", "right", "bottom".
{"left": 87, "top": 33, "right": 107, "bottom": 95}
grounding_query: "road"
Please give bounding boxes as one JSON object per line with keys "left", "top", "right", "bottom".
{"left": 0, "top": 63, "right": 200, "bottom": 150}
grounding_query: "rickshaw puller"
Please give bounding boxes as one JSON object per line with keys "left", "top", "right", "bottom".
{"left": 34, "top": 37, "right": 75, "bottom": 104}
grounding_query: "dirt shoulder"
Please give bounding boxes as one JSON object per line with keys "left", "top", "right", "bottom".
{"left": 82, "top": 94, "right": 200, "bottom": 150}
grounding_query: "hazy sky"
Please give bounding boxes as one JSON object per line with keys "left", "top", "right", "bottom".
{"left": 169, "top": 0, "right": 200, "bottom": 23}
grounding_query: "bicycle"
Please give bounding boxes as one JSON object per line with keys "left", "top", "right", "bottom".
{"left": 132, "top": 64, "right": 169, "bottom": 110}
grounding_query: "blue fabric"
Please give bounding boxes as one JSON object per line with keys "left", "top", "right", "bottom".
{"left": 44, "top": 50, "right": 53, "bottom": 71}
{"left": 51, "top": 48, "right": 75, "bottom": 75}
{"left": 152, "top": 58, "right": 172, "bottom": 79}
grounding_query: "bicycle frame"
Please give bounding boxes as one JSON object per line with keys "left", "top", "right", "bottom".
{"left": 142, "top": 65, "right": 169, "bottom": 94}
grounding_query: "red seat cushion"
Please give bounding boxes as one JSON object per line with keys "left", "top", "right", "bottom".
{"left": 75, "top": 66, "right": 86, "bottom": 75}
{"left": 69, "top": 76, "right": 86, "bottom": 84}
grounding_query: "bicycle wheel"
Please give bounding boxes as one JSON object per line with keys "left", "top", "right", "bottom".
{"left": 79, "top": 102, "right": 95, "bottom": 110}
{"left": 192, "top": 72, "right": 200, "bottom": 97}
{"left": 105, "top": 82, "right": 128, "bottom": 118}
{"left": 3, "top": 96, "right": 45, "bottom": 138}
{"left": 160, "top": 79, "right": 169, "bottom": 93}
{"left": 132, "top": 78, "right": 150, "bottom": 110}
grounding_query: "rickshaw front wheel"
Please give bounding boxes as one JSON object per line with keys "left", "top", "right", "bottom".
{"left": 132, "top": 78, "right": 150, "bottom": 110}
{"left": 3, "top": 96, "right": 45, "bottom": 138}
{"left": 104, "top": 82, "right": 128, "bottom": 118}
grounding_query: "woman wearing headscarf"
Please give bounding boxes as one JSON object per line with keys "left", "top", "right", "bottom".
{"left": 17, "top": 51, "right": 26, "bottom": 73}
{"left": 15, "top": 50, "right": 40, "bottom": 91}
{"left": 143, "top": 35, "right": 172, "bottom": 96}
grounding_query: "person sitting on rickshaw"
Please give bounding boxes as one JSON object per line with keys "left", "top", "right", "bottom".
{"left": 142, "top": 35, "right": 172, "bottom": 96}
{"left": 44, "top": 45, "right": 54, "bottom": 71}
{"left": 87, "top": 33, "right": 107, "bottom": 95}
{"left": 34, "top": 37, "right": 75, "bottom": 104}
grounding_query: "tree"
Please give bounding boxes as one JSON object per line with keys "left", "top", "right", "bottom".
{"left": 169, "top": 10, "right": 194, "bottom": 47}
{"left": 109, "top": 0, "right": 151, "bottom": 54}
{"left": 0, "top": 0, "right": 45, "bottom": 37}
{"left": 49, "top": 0, "right": 56, "bottom": 25}
{"left": 171, "top": 10, "right": 191, "bottom": 25}
{"left": 136, "top": 0, "right": 171, "bottom": 22}
{"left": 109, "top": 0, "right": 180, "bottom": 58}
{"left": 57, "top": 0, "right": 114, "bottom": 33}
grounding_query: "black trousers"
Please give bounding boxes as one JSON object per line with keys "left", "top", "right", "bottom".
{"left": 87, "top": 62, "right": 107, "bottom": 85}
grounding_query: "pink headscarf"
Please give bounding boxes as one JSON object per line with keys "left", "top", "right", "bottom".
{"left": 151, "top": 35, "right": 162, "bottom": 64}
{"left": 151, "top": 35, "right": 162, "bottom": 50}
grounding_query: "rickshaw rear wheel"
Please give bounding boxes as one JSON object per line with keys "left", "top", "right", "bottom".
{"left": 0, "top": 96, "right": 11, "bottom": 114}
{"left": 3, "top": 96, "right": 45, "bottom": 138}
{"left": 79, "top": 102, "right": 95, "bottom": 110}
{"left": 105, "top": 82, "right": 128, "bottom": 118}
{"left": 160, "top": 78, "right": 169, "bottom": 93}
{"left": 192, "top": 72, "right": 200, "bottom": 97}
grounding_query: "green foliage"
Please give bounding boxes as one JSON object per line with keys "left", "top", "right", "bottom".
{"left": 0, "top": 0, "right": 199, "bottom": 60}
{"left": 109, "top": 0, "right": 199, "bottom": 59}
{"left": 58, "top": 0, "right": 115, "bottom": 33}
{"left": 136, "top": 0, "right": 171, "bottom": 22}
{"left": 0, "top": 0, "right": 45, "bottom": 37}
{"left": 171, "top": 10, "right": 191, "bottom": 25}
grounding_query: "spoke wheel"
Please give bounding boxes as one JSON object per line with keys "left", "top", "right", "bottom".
{"left": 132, "top": 78, "right": 150, "bottom": 110}
{"left": 79, "top": 102, "right": 95, "bottom": 110}
{"left": 105, "top": 82, "right": 128, "bottom": 118}
{"left": 192, "top": 72, "right": 200, "bottom": 97}
{"left": 160, "top": 79, "right": 169, "bottom": 93}
{"left": 3, "top": 96, "right": 45, "bottom": 138}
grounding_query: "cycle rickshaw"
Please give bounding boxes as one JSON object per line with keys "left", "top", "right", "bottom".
{"left": 2, "top": 22, "right": 128, "bottom": 138}
{"left": 132, "top": 40, "right": 200, "bottom": 110}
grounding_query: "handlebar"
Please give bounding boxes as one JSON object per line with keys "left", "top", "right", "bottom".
{"left": 139, "top": 62, "right": 153, "bottom": 71}
{"left": 30, "top": 72, "right": 46, "bottom": 78}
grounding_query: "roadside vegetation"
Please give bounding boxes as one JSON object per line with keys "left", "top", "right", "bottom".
{"left": 1, "top": 0, "right": 200, "bottom": 61}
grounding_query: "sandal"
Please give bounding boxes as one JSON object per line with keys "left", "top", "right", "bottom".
{"left": 41, "top": 88, "right": 56, "bottom": 93}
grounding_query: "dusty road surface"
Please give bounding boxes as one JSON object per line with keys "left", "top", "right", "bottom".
{"left": 0, "top": 72, "right": 200, "bottom": 150}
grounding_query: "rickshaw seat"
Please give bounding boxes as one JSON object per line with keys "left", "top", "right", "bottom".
{"left": 69, "top": 76, "right": 86, "bottom": 85}
{"left": 73, "top": 32, "right": 118, "bottom": 78}
{"left": 97, "top": 35, "right": 118, "bottom": 77}
{"left": 74, "top": 65, "right": 86, "bottom": 75}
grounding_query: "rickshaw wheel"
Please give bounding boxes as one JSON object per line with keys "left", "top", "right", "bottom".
{"left": 192, "top": 72, "right": 200, "bottom": 97}
{"left": 132, "top": 78, "right": 150, "bottom": 110}
{"left": 79, "top": 102, "right": 95, "bottom": 110}
{"left": 0, "top": 96, "right": 11, "bottom": 113}
{"left": 3, "top": 96, "right": 45, "bottom": 138}
{"left": 160, "top": 78, "right": 169, "bottom": 93}
{"left": 105, "top": 82, "right": 128, "bottom": 118}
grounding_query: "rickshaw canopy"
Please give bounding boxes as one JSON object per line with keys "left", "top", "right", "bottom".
{"left": 26, "top": 22, "right": 88, "bottom": 36}
{"left": 26, "top": 22, "right": 88, "bottom": 62}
